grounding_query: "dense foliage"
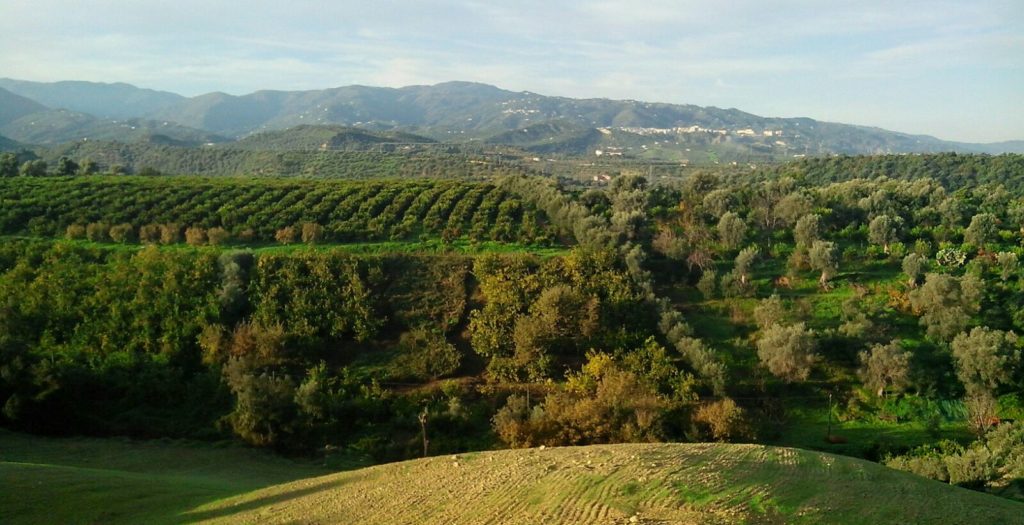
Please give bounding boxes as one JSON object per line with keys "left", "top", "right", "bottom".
{"left": 0, "top": 177, "right": 555, "bottom": 244}
{"left": 2, "top": 153, "right": 1024, "bottom": 504}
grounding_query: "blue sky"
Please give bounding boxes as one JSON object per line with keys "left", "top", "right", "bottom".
{"left": 1, "top": 0, "right": 1021, "bottom": 142}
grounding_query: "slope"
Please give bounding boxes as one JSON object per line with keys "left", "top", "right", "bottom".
{"left": 0, "top": 78, "right": 185, "bottom": 119}
{"left": 0, "top": 429, "right": 333, "bottom": 525}
{"left": 191, "top": 443, "right": 1021, "bottom": 525}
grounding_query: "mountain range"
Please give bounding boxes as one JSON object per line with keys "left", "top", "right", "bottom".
{"left": 1, "top": 78, "right": 1021, "bottom": 162}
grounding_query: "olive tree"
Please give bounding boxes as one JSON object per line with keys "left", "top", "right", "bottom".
{"left": 909, "top": 273, "right": 982, "bottom": 341}
{"left": 858, "top": 340, "right": 912, "bottom": 396}
{"left": 996, "top": 252, "right": 1019, "bottom": 281}
{"left": 793, "top": 213, "right": 821, "bottom": 250}
{"left": 756, "top": 323, "right": 818, "bottom": 382}
{"left": 717, "top": 212, "right": 747, "bottom": 251}
{"left": 734, "top": 246, "right": 759, "bottom": 287}
{"left": 964, "top": 213, "right": 999, "bottom": 250}
{"left": 868, "top": 215, "right": 901, "bottom": 254}
{"left": 809, "top": 240, "right": 838, "bottom": 288}
{"left": 951, "top": 327, "right": 1020, "bottom": 397}
{"left": 902, "top": 253, "right": 927, "bottom": 288}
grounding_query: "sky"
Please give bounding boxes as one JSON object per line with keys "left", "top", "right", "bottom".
{"left": 1, "top": 0, "right": 1021, "bottom": 143}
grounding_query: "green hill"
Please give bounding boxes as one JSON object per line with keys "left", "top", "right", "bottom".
{"left": 3, "top": 432, "right": 1019, "bottom": 524}
{"left": 231, "top": 124, "right": 436, "bottom": 151}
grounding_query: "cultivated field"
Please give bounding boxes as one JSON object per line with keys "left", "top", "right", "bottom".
{"left": 3, "top": 430, "right": 1023, "bottom": 524}
{"left": 195, "top": 443, "right": 1022, "bottom": 524}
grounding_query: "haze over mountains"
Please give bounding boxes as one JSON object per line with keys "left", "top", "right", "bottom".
{"left": 1, "top": 78, "right": 1021, "bottom": 161}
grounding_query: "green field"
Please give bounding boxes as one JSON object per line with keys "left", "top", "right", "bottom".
{"left": 0, "top": 430, "right": 339, "bottom": 525}
{"left": 2, "top": 431, "right": 1020, "bottom": 524}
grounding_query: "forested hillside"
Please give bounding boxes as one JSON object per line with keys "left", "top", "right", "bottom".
{"left": 1, "top": 153, "right": 1024, "bottom": 503}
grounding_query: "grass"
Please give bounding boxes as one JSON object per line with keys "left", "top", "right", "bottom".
{"left": 0, "top": 429, "right": 340, "bottom": 525}
{"left": 3, "top": 431, "right": 1020, "bottom": 524}
{"left": 179, "top": 442, "right": 1022, "bottom": 524}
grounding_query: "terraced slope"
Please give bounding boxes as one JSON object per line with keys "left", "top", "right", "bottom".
{"left": 192, "top": 443, "right": 1023, "bottom": 525}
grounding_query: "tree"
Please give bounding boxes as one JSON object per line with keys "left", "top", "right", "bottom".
{"left": 868, "top": 215, "right": 901, "bottom": 254}
{"left": 909, "top": 273, "right": 981, "bottom": 341}
{"left": 717, "top": 212, "right": 746, "bottom": 251}
{"left": 55, "top": 156, "right": 79, "bottom": 177}
{"left": 775, "top": 191, "right": 813, "bottom": 227}
{"left": 996, "top": 252, "right": 1018, "bottom": 281}
{"left": 964, "top": 213, "right": 999, "bottom": 250}
{"left": 275, "top": 226, "right": 298, "bottom": 245}
{"left": 159, "top": 223, "right": 181, "bottom": 244}
{"left": 734, "top": 246, "right": 759, "bottom": 287}
{"left": 693, "top": 398, "right": 754, "bottom": 442}
{"left": 185, "top": 227, "right": 208, "bottom": 246}
{"left": 902, "top": 253, "right": 927, "bottom": 288}
{"left": 85, "top": 222, "right": 109, "bottom": 242}
{"left": 301, "top": 222, "right": 324, "bottom": 244}
{"left": 793, "top": 213, "right": 821, "bottom": 250}
{"left": 951, "top": 327, "right": 1020, "bottom": 397}
{"left": 858, "top": 340, "right": 911, "bottom": 396}
{"left": 19, "top": 160, "right": 47, "bottom": 177}
{"left": 65, "top": 224, "right": 86, "bottom": 240}
{"left": 512, "top": 285, "right": 599, "bottom": 379}
{"left": 108, "top": 223, "right": 135, "bottom": 243}
{"left": 0, "top": 153, "right": 18, "bottom": 177}
{"left": 754, "top": 294, "right": 787, "bottom": 330}
{"left": 808, "top": 240, "right": 838, "bottom": 288}
{"left": 696, "top": 269, "right": 717, "bottom": 299}
{"left": 756, "top": 323, "right": 818, "bottom": 382}
{"left": 394, "top": 328, "right": 462, "bottom": 380}
{"left": 207, "top": 227, "right": 230, "bottom": 246}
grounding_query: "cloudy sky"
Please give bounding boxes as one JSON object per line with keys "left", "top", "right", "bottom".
{"left": 1, "top": 0, "right": 1021, "bottom": 142}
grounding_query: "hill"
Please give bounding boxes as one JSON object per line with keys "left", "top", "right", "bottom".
{"left": 6, "top": 433, "right": 1016, "bottom": 525}
{"left": 0, "top": 109, "right": 227, "bottom": 146}
{"left": 0, "top": 87, "right": 47, "bottom": 127}
{"left": 196, "top": 443, "right": 1024, "bottom": 524}
{"left": 0, "top": 78, "right": 185, "bottom": 119}
{"left": 230, "top": 124, "right": 436, "bottom": 151}
{"left": 0, "top": 429, "right": 334, "bottom": 525}
{"left": 6, "top": 79, "right": 1021, "bottom": 159}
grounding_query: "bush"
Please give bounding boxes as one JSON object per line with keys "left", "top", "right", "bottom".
{"left": 391, "top": 328, "right": 462, "bottom": 381}
{"left": 65, "top": 224, "right": 86, "bottom": 240}
{"left": 207, "top": 227, "right": 230, "bottom": 246}
{"left": 108, "top": 223, "right": 135, "bottom": 243}
{"left": 275, "top": 226, "right": 298, "bottom": 245}
{"left": 85, "top": 222, "right": 109, "bottom": 242}
{"left": 185, "top": 227, "right": 208, "bottom": 246}
{"left": 693, "top": 398, "right": 754, "bottom": 442}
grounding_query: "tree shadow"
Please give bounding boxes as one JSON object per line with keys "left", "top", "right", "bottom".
{"left": 180, "top": 476, "right": 355, "bottom": 523}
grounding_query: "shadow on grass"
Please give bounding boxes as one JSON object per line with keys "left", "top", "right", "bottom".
{"left": 180, "top": 476, "right": 354, "bottom": 523}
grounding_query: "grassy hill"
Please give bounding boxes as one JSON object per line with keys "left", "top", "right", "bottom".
{"left": 4, "top": 431, "right": 1018, "bottom": 524}
{"left": 193, "top": 443, "right": 1023, "bottom": 525}
{"left": 0, "top": 430, "right": 335, "bottom": 525}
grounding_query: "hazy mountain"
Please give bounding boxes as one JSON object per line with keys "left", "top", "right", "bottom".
{"left": 3, "top": 79, "right": 1020, "bottom": 158}
{"left": 0, "top": 87, "right": 47, "bottom": 126}
{"left": 0, "top": 108, "right": 227, "bottom": 146}
{"left": 0, "top": 79, "right": 184, "bottom": 119}
{"left": 0, "top": 134, "right": 21, "bottom": 151}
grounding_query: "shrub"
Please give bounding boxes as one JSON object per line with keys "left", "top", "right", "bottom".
{"left": 85, "top": 222, "right": 109, "bottom": 242}
{"left": 693, "top": 398, "right": 754, "bottom": 442}
{"left": 108, "top": 223, "right": 135, "bottom": 243}
{"left": 65, "top": 224, "right": 86, "bottom": 240}
{"left": 207, "top": 227, "right": 230, "bottom": 246}
{"left": 275, "top": 226, "right": 298, "bottom": 245}
{"left": 185, "top": 227, "right": 208, "bottom": 246}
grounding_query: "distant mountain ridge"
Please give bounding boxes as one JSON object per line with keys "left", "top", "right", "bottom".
{"left": 1, "top": 78, "right": 1021, "bottom": 158}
